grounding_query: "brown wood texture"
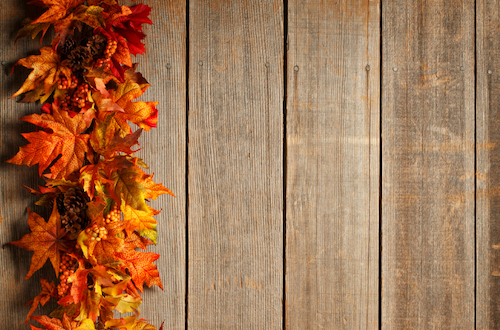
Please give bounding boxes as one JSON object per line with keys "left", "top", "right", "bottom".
{"left": 381, "top": 0, "right": 475, "bottom": 329}
{"left": 477, "top": 0, "right": 500, "bottom": 329}
{"left": 286, "top": 1, "right": 380, "bottom": 329}
{"left": 188, "top": 0, "right": 284, "bottom": 329}
{"left": 133, "top": 0, "right": 186, "bottom": 329}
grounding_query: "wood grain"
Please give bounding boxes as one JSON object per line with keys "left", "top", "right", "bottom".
{"left": 381, "top": 0, "right": 475, "bottom": 328}
{"left": 286, "top": 1, "right": 380, "bottom": 329}
{"left": 188, "top": 0, "right": 284, "bottom": 328}
{"left": 477, "top": 0, "right": 500, "bottom": 329}
{"left": 133, "top": 1, "right": 186, "bottom": 329}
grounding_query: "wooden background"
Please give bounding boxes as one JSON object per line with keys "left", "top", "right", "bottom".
{"left": 0, "top": 0, "right": 498, "bottom": 329}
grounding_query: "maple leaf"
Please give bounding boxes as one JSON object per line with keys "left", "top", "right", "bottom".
{"left": 91, "top": 114, "right": 142, "bottom": 158}
{"left": 25, "top": 279, "right": 57, "bottom": 323}
{"left": 115, "top": 250, "right": 162, "bottom": 292}
{"left": 95, "top": 80, "right": 157, "bottom": 132}
{"left": 142, "top": 173, "right": 175, "bottom": 199}
{"left": 106, "top": 165, "right": 148, "bottom": 211}
{"left": 15, "top": 18, "right": 51, "bottom": 43}
{"left": 31, "top": 314, "right": 94, "bottom": 330}
{"left": 8, "top": 105, "right": 95, "bottom": 179}
{"left": 7, "top": 204, "right": 69, "bottom": 279}
{"left": 29, "top": 0, "right": 85, "bottom": 25}
{"left": 124, "top": 231, "right": 154, "bottom": 250}
{"left": 105, "top": 315, "right": 157, "bottom": 330}
{"left": 109, "top": 4, "right": 152, "bottom": 55}
{"left": 11, "top": 47, "right": 71, "bottom": 100}
{"left": 121, "top": 203, "right": 158, "bottom": 244}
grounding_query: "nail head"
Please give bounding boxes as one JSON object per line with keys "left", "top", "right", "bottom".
{"left": 366, "top": 65, "right": 371, "bottom": 71}
{"left": 393, "top": 67, "right": 398, "bottom": 72}
{"left": 199, "top": 61, "right": 203, "bottom": 66}
{"left": 1, "top": 61, "right": 5, "bottom": 65}
{"left": 166, "top": 63, "right": 171, "bottom": 69}
{"left": 265, "top": 62, "right": 270, "bottom": 67}
{"left": 460, "top": 66, "right": 465, "bottom": 71}
{"left": 488, "top": 70, "right": 493, "bottom": 74}
{"left": 294, "top": 66, "right": 299, "bottom": 71}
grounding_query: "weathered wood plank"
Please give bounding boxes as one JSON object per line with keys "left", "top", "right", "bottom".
{"left": 286, "top": 1, "right": 380, "bottom": 329}
{"left": 0, "top": 1, "right": 60, "bottom": 328}
{"left": 188, "top": 1, "right": 283, "bottom": 329}
{"left": 134, "top": 1, "right": 186, "bottom": 329}
{"left": 381, "top": 1, "right": 475, "bottom": 328}
{"left": 477, "top": 0, "right": 500, "bottom": 329}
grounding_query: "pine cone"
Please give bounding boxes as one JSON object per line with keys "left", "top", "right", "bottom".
{"left": 57, "top": 187, "right": 90, "bottom": 234}
{"left": 86, "top": 34, "right": 107, "bottom": 57}
{"left": 67, "top": 46, "right": 91, "bottom": 71}
{"left": 60, "top": 37, "right": 77, "bottom": 57}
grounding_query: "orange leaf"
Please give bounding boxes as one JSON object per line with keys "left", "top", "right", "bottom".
{"left": 115, "top": 250, "right": 162, "bottom": 292}
{"left": 8, "top": 204, "right": 69, "bottom": 279}
{"left": 95, "top": 80, "right": 157, "bottom": 132}
{"left": 12, "top": 47, "right": 71, "bottom": 100}
{"left": 8, "top": 105, "right": 94, "bottom": 179}
{"left": 25, "top": 279, "right": 57, "bottom": 323}
{"left": 30, "top": 0, "right": 85, "bottom": 25}
{"left": 121, "top": 203, "right": 159, "bottom": 243}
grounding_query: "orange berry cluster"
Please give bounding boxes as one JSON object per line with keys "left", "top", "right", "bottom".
{"left": 105, "top": 206, "right": 121, "bottom": 224}
{"left": 57, "top": 75, "right": 78, "bottom": 90}
{"left": 60, "top": 82, "right": 89, "bottom": 111}
{"left": 96, "top": 39, "right": 118, "bottom": 69}
{"left": 57, "top": 254, "right": 77, "bottom": 297}
{"left": 86, "top": 224, "right": 109, "bottom": 241}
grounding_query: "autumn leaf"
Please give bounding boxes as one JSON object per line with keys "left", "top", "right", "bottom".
{"left": 142, "top": 173, "right": 175, "bottom": 199}
{"left": 91, "top": 114, "right": 142, "bottom": 158}
{"left": 8, "top": 204, "right": 69, "bottom": 279}
{"left": 15, "top": 18, "right": 51, "bottom": 43}
{"left": 29, "top": 0, "right": 85, "bottom": 25}
{"left": 32, "top": 314, "right": 95, "bottom": 330}
{"left": 11, "top": 47, "right": 71, "bottom": 100}
{"left": 121, "top": 203, "right": 158, "bottom": 243}
{"left": 107, "top": 165, "right": 148, "bottom": 211}
{"left": 8, "top": 105, "right": 95, "bottom": 179}
{"left": 115, "top": 250, "right": 162, "bottom": 292}
{"left": 94, "top": 80, "right": 157, "bottom": 131}
{"left": 25, "top": 279, "right": 57, "bottom": 323}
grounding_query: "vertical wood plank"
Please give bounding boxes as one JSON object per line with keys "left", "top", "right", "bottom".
{"left": 188, "top": 1, "right": 283, "bottom": 329}
{"left": 382, "top": 1, "right": 475, "bottom": 328}
{"left": 0, "top": 1, "right": 58, "bottom": 328}
{"left": 477, "top": 1, "right": 500, "bottom": 329}
{"left": 135, "top": 1, "right": 186, "bottom": 329}
{"left": 286, "top": 1, "right": 380, "bottom": 329}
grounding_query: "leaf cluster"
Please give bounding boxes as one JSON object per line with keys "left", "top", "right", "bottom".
{"left": 7, "top": 1, "right": 170, "bottom": 329}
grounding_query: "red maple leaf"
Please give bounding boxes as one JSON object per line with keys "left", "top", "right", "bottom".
{"left": 7, "top": 204, "right": 69, "bottom": 279}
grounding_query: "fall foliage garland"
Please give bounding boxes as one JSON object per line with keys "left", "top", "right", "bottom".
{"left": 5, "top": 1, "right": 172, "bottom": 329}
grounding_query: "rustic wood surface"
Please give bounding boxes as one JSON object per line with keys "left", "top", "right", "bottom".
{"left": 188, "top": 0, "right": 284, "bottom": 329}
{"left": 286, "top": 0, "right": 380, "bottom": 329}
{"left": 134, "top": 0, "right": 186, "bottom": 329}
{"left": 0, "top": 1, "right": 50, "bottom": 328}
{"left": 381, "top": 0, "right": 475, "bottom": 328}
{"left": 1, "top": 0, "right": 500, "bottom": 329}
{"left": 477, "top": 0, "right": 500, "bottom": 329}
